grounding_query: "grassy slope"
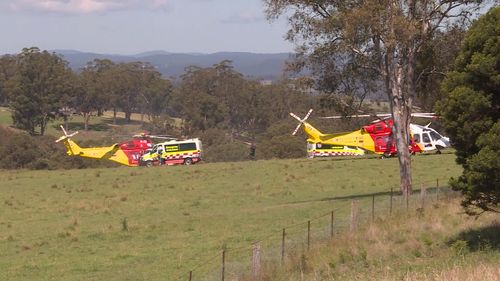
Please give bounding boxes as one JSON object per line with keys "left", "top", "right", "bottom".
{"left": 263, "top": 198, "right": 499, "bottom": 281}
{"left": 0, "top": 154, "right": 462, "bottom": 281}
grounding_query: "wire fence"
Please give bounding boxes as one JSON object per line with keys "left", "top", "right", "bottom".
{"left": 175, "top": 178, "right": 459, "bottom": 281}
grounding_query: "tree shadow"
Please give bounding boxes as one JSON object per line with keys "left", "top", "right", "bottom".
{"left": 288, "top": 187, "right": 441, "bottom": 204}
{"left": 53, "top": 122, "right": 111, "bottom": 132}
{"left": 102, "top": 117, "right": 143, "bottom": 126}
{"left": 448, "top": 222, "right": 500, "bottom": 251}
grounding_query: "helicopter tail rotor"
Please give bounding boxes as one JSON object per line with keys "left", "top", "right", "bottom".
{"left": 55, "top": 125, "right": 79, "bottom": 143}
{"left": 290, "top": 109, "right": 313, "bottom": 136}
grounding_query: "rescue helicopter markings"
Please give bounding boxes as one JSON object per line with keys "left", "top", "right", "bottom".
{"left": 320, "top": 112, "right": 450, "bottom": 153}
{"left": 290, "top": 109, "right": 424, "bottom": 158}
{"left": 55, "top": 125, "right": 153, "bottom": 166}
{"left": 55, "top": 126, "right": 203, "bottom": 167}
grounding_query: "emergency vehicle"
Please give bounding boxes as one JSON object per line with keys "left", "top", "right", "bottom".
{"left": 140, "top": 138, "right": 202, "bottom": 166}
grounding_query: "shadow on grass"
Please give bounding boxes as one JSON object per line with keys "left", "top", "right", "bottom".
{"left": 289, "top": 187, "right": 444, "bottom": 204}
{"left": 448, "top": 222, "right": 500, "bottom": 251}
{"left": 53, "top": 122, "right": 110, "bottom": 132}
{"left": 101, "top": 117, "right": 143, "bottom": 126}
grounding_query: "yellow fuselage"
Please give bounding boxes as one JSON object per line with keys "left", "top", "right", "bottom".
{"left": 302, "top": 122, "right": 375, "bottom": 153}
{"left": 62, "top": 139, "right": 132, "bottom": 166}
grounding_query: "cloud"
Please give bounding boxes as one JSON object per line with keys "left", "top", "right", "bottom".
{"left": 222, "top": 10, "right": 265, "bottom": 24}
{"left": 7, "top": 0, "right": 172, "bottom": 14}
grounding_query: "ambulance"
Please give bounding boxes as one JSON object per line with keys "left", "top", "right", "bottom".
{"left": 140, "top": 138, "right": 202, "bottom": 166}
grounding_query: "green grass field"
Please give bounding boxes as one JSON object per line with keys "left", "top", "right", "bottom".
{"left": 0, "top": 154, "right": 462, "bottom": 280}
{"left": 0, "top": 107, "right": 13, "bottom": 126}
{"left": 0, "top": 107, "right": 149, "bottom": 143}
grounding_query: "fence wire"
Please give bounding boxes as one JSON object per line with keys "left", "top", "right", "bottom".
{"left": 177, "top": 179, "right": 458, "bottom": 281}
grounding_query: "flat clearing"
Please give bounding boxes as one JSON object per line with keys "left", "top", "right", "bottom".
{"left": 0, "top": 154, "right": 461, "bottom": 280}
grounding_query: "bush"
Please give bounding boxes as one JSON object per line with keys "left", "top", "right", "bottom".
{"left": 0, "top": 125, "right": 115, "bottom": 170}
{"left": 256, "top": 121, "right": 306, "bottom": 159}
{"left": 199, "top": 128, "right": 251, "bottom": 162}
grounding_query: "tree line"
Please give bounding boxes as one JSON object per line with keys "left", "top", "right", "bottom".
{"left": 0, "top": 47, "right": 322, "bottom": 162}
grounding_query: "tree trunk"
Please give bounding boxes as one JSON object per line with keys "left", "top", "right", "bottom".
{"left": 113, "top": 108, "right": 117, "bottom": 125}
{"left": 64, "top": 115, "right": 68, "bottom": 131}
{"left": 40, "top": 116, "right": 46, "bottom": 136}
{"left": 386, "top": 52, "right": 413, "bottom": 195}
{"left": 125, "top": 111, "right": 131, "bottom": 123}
{"left": 83, "top": 112, "right": 90, "bottom": 131}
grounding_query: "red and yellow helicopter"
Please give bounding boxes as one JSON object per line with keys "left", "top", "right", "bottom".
{"left": 290, "top": 109, "right": 424, "bottom": 158}
{"left": 55, "top": 126, "right": 155, "bottom": 166}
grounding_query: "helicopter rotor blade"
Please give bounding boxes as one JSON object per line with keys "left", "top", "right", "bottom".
{"left": 303, "top": 109, "right": 313, "bottom": 122}
{"left": 321, "top": 113, "right": 439, "bottom": 119}
{"left": 289, "top": 112, "right": 303, "bottom": 123}
{"left": 55, "top": 126, "right": 79, "bottom": 143}
{"left": 60, "top": 125, "right": 68, "bottom": 137}
{"left": 292, "top": 123, "right": 302, "bottom": 136}
{"left": 320, "top": 114, "right": 378, "bottom": 119}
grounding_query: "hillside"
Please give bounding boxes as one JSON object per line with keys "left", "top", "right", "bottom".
{"left": 51, "top": 50, "right": 292, "bottom": 80}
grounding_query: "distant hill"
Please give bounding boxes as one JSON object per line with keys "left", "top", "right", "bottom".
{"left": 52, "top": 50, "right": 292, "bottom": 81}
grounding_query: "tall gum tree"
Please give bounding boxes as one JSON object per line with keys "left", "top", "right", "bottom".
{"left": 265, "top": 0, "right": 484, "bottom": 194}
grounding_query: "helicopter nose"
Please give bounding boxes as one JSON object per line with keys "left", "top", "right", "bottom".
{"left": 442, "top": 137, "right": 450, "bottom": 147}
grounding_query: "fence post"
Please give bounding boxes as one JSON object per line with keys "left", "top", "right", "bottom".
{"left": 189, "top": 271, "right": 192, "bottom": 281}
{"left": 390, "top": 187, "right": 393, "bottom": 216}
{"left": 350, "top": 200, "right": 358, "bottom": 232}
{"left": 281, "top": 228, "right": 285, "bottom": 264}
{"left": 436, "top": 179, "right": 439, "bottom": 201}
{"left": 221, "top": 250, "right": 225, "bottom": 281}
{"left": 405, "top": 188, "right": 409, "bottom": 212}
{"left": 330, "top": 211, "right": 334, "bottom": 239}
{"left": 252, "top": 243, "right": 261, "bottom": 280}
{"left": 371, "top": 195, "right": 375, "bottom": 223}
{"left": 307, "top": 220, "right": 311, "bottom": 251}
{"left": 421, "top": 183, "right": 426, "bottom": 210}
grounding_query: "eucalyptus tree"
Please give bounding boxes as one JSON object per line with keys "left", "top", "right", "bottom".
{"left": 77, "top": 59, "right": 115, "bottom": 130}
{"left": 8, "top": 47, "right": 74, "bottom": 135}
{"left": 265, "top": 0, "right": 484, "bottom": 194}
{"left": 0, "top": 55, "right": 17, "bottom": 106}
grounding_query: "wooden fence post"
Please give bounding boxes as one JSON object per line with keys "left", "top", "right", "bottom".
{"left": 330, "top": 211, "right": 334, "bottom": 239}
{"left": 252, "top": 243, "right": 261, "bottom": 280}
{"left": 421, "top": 183, "right": 426, "bottom": 210}
{"left": 350, "top": 200, "right": 358, "bottom": 232}
{"left": 221, "top": 250, "right": 225, "bottom": 281}
{"left": 189, "top": 271, "right": 192, "bottom": 281}
{"left": 307, "top": 220, "right": 311, "bottom": 251}
{"left": 390, "top": 187, "right": 393, "bottom": 216}
{"left": 371, "top": 195, "right": 375, "bottom": 223}
{"left": 405, "top": 188, "right": 409, "bottom": 212}
{"left": 436, "top": 179, "right": 439, "bottom": 201}
{"left": 281, "top": 228, "right": 285, "bottom": 264}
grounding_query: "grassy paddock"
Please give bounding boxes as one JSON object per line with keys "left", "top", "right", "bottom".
{"left": 255, "top": 197, "right": 499, "bottom": 281}
{"left": 0, "top": 154, "right": 461, "bottom": 280}
{"left": 0, "top": 107, "right": 12, "bottom": 126}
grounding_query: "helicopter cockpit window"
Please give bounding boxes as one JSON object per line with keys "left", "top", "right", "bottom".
{"left": 423, "top": 133, "right": 431, "bottom": 143}
{"left": 414, "top": 134, "right": 421, "bottom": 143}
{"left": 430, "top": 131, "right": 442, "bottom": 141}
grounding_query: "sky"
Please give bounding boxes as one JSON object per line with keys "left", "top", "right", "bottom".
{"left": 0, "top": 0, "right": 294, "bottom": 55}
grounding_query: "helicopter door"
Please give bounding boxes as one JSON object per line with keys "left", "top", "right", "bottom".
{"left": 422, "top": 133, "right": 432, "bottom": 147}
